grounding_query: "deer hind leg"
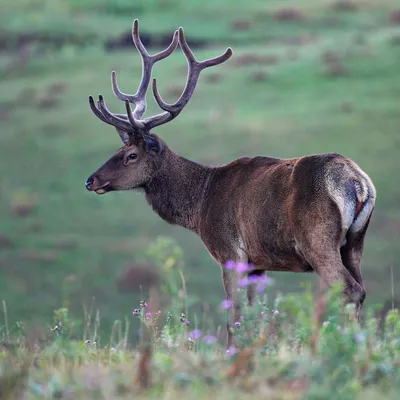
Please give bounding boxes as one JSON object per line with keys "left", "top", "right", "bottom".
{"left": 340, "top": 210, "right": 373, "bottom": 290}
{"left": 295, "top": 215, "right": 366, "bottom": 315}
{"left": 302, "top": 243, "right": 365, "bottom": 314}
{"left": 311, "top": 250, "right": 365, "bottom": 305}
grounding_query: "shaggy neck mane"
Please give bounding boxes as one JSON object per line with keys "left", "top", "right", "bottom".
{"left": 143, "top": 148, "right": 213, "bottom": 232}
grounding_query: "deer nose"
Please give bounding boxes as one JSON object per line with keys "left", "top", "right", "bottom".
{"left": 85, "top": 176, "right": 95, "bottom": 191}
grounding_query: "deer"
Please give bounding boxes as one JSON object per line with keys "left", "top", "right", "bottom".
{"left": 85, "top": 19, "right": 376, "bottom": 347}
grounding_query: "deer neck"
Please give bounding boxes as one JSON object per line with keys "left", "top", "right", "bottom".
{"left": 144, "top": 150, "right": 213, "bottom": 232}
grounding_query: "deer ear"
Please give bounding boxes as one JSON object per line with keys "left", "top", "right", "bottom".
{"left": 115, "top": 128, "right": 130, "bottom": 146}
{"left": 144, "top": 135, "right": 162, "bottom": 155}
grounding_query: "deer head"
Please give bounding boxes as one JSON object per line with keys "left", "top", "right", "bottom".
{"left": 85, "top": 20, "right": 232, "bottom": 194}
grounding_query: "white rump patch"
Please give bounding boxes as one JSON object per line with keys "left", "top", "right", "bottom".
{"left": 354, "top": 180, "right": 369, "bottom": 203}
{"left": 350, "top": 200, "right": 373, "bottom": 233}
{"left": 326, "top": 179, "right": 355, "bottom": 231}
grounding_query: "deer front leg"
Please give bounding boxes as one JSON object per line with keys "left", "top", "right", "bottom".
{"left": 222, "top": 267, "right": 242, "bottom": 348}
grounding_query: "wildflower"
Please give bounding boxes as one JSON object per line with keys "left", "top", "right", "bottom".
{"left": 140, "top": 300, "right": 148, "bottom": 308}
{"left": 260, "top": 311, "right": 265, "bottom": 316}
{"left": 323, "top": 321, "right": 329, "bottom": 327}
{"left": 220, "top": 299, "right": 233, "bottom": 309}
{"left": 190, "top": 329, "right": 202, "bottom": 340}
{"left": 58, "top": 321, "right": 62, "bottom": 326}
{"left": 238, "top": 277, "right": 248, "bottom": 288}
{"left": 133, "top": 309, "right": 140, "bottom": 316}
{"left": 224, "top": 260, "right": 236, "bottom": 270}
{"left": 184, "top": 319, "right": 190, "bottom": 325}
{"left": 247, "top": 275, "right": 259, "bottom": 284}
{"left": 145, "top": 312, "right": 152, "bottom": 319}
{"left": 256, "top": 275, "right": 270, "bottom": 292}
{"left": 256, "top": 283, "right": 266, "bottom": 293}
{"left": 235, "top": 321, "right": 241, "bottom": 327}
{"left": 84, "top": 339, "right": 90, "bottom": 345}
{"left": 236, "top": 262, "right": 249, "bottom": 273}
{"left": 274, "top": 310, "right": 279, "bottom": 316}
{"left": 203, "top": 335, "right": 218, "bottom": 345}
{"left": 226, "top": 346, "right": 237, "bottom": 357}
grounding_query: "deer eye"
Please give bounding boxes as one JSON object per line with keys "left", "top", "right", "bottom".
{"left": 127, "top": 153, "right": 137, "bottom": 160}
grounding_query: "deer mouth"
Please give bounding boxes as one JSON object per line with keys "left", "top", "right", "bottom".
{"left": 94, "top": 182, "right": 111, "bottom": 195}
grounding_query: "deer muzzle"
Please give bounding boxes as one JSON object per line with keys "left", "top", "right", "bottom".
{"left": 85, "top": 175, "right": 110, "bottom": 195}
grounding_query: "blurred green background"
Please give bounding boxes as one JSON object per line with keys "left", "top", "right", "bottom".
{"left": 1, "top": 0, "right": 400, "bottom": 334}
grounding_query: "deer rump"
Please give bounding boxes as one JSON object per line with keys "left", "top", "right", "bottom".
{"left": 199, "top": 152, "right": 375, "bottom": 274}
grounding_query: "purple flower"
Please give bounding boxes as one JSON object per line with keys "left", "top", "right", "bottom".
{"left": 226, "top": 346, "right": 237, "bottom": 356}
{"left": 145, "top": 312, "right": 152, "bottom": 319}
{"left": 260, "top": 311, "right": 265, "bottom": 316}
{"left": 58, "top": 321, "right": 62, "bottom": 326}
{"left": 236, "top": 262, "right": 249, "bottom": 273}
{"left": 238, "top": 278, "right": 249, "bottom": 288}
{"left": 247, "top": 275, "right": 259, "bottom": 284}
{"left": 274, "top": 310, "right": 279, "bottom": 316}
{"left": 84, "top": 339, "right": 90, "bottom": 345}
{"left": 258, "top": 275, "right": 270, "bottom": 291}
{"left": 140, "top": 300, "right": 148, "bottom": 308}
{"left": 133, "top": 311, "right": 139, "bottom": 316}
{"left": 224, "top": 260, "right": 236, "bottom": 270}
{"left": 244, "top": 274, "right": 270, "bottom": 293}
{"left": 220, "top": 299, "right": 233, "bottom": 309}
{"left": 203, "top": 335, "right": 218, "bottom": 345}
{"left": 240, "top": 315, "right": 244, "bottom": 320}
{"left": 190, "top": 329, "right": 202, "bottom": 340}
{"left": 256, "top": 283, "right": 266, "bottom": 293}
{"left": 184, "top": 319, "right": 190, "bottom": 325}
{"left": 235, "top": 321, "right": 241, "bottom": 327}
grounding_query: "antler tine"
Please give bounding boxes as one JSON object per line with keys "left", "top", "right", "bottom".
{"left": 89, "top": 95, "right": 113, "bottom": 125}
{"left": 89, "top": 95, "right": 133, "bottom": 126}
{"left": 124, "top": 100, "right": 145, "bottom": 130}
{"left": 152, "top": 27, "right": 232, "bottom": 118}
{"left": 97, "top": 95, "right": 133, "bottom": 132}
{"left": 111, "top": 20, "right": 179, "bottom": 121}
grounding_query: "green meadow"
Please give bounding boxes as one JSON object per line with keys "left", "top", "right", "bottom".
{"left": 1, "top": 1, "right": 400, "bottom": 396}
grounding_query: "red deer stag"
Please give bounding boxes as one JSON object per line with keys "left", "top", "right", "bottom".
{"left": 86, "top": 19, "right": 376, "bottom": 346}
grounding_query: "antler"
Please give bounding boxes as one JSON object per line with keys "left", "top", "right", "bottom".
{"left": 89, "top": 19, "right": 233, "bottom": 139}
{"left": 152, "top": 28, "right": 232, "bottom": 123}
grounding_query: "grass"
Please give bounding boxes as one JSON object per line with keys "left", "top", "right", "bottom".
{"left": 1, "top": 267, "right": 400, "bottom": 399}
{"left": 0, "top": 0, "right": 400, "bottom": 334}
